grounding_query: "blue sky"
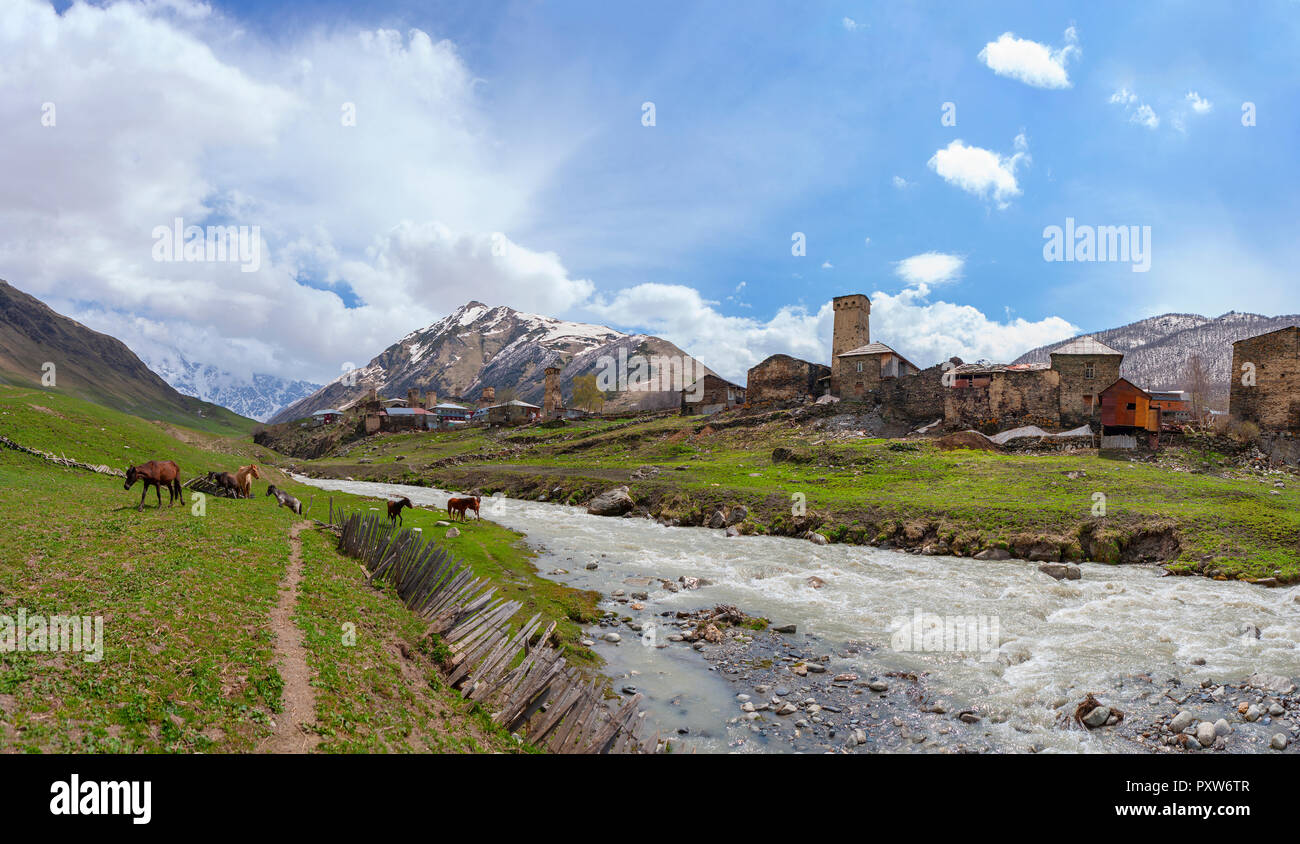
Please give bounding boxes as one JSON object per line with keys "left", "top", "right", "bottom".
{"left": 7, "top": 0, "right": 1298, "bottom": 383}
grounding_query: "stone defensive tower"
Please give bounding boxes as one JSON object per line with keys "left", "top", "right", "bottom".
{"left": 830, "top": 294, "right": 871, "bottom": 396}
{"left": 478, "top": 386, "right": 496, "bottom": 408}
{"left": 543, "top": 366, "right": 563, "bottom": 417}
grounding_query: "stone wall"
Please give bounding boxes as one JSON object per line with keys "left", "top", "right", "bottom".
{"left": 746, "top": 355, "right": 830, "bottom": 404}
{"left": 1051, "top": 353, "right": 1122, "bottom": 427}
{"left": 1230, "top": 327, "right": 1300, "bottom": 432}
{"left": 837, "top": 354, "right": 881, "bottom": 399}
{"left": 873, "top": 365, "right": 947, "bottom": 425}
{"left": 943, "top": 369, "right": 1061, "bottom": 432}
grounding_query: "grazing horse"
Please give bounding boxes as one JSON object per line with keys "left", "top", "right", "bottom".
{"left": 206, "top": 471, "right": 242, "bottom": 497}
{"left": 387, "top": 496, "right": 413, "bottom": 525}
{"left": 124, "top": 460, "right": 183, "bottom": 511}
{"left": 447, "top": 495, "right": 480, "bottom": 522}
{"left": 266, "top": 485, "right": 303, "bottom": 515}
{"left": 235, "top": 464, "right": 262, "bottom": 499}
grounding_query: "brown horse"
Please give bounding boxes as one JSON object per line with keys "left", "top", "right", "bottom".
{"left": 387, "top": 496, "right": 413, "bottom": 525}
{"left": 235, "top": 464, "right": 261, "bottom": 499}
{"left": 206, "top": 470, "right": 241, "bottom": 497}
{"left": 447, "top": 495, "right": 480, "bottom": 522}
{"left": 124, "top": 460, "right": 183, "bottom": 511}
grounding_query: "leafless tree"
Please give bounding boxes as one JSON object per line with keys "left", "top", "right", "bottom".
{"left": 1184, "top": 354, "right": 1210, "bottom": 427}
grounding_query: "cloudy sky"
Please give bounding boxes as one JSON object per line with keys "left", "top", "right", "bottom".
{"left": 3, "top": 0, "right": 1297, "bottom": 385}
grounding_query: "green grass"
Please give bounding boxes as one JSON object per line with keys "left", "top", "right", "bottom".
{"left": 293, "top": 407, "right": 1300, "bottom": 584}
{"left": 0, "top": 386, "right": 590, "bottom": 752}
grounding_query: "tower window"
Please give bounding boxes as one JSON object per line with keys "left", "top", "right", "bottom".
{"left": 1084, "top": 363, "right": 1095, "bottom": 379}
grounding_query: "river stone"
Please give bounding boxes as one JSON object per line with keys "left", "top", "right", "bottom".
{"left": 772, "top": 624, "right": 796, "bottom": 634}
{"left": 708, "top": 510, "right": 727, "bottom": 529}
{"left": 974, "top": 548, "right": 1012, "bottom": 560}
{"left": 807, "top": 532, "right": 829, "bottom": 546}
{"left": 1271, "top": 733, "right": 1289, "bottom": 750}
{"left": 1082, "top": 706, "right": 1110, "bottom": 728}
{"left": 1214, "top": 718, "right": 1231, "bottom": 737}
{"left": 726, "top": 505, "right": 748, "bottom": 526}
{"left": 1269, "top": 703, "right": 1285, "bottom": 716}
{"left": 868, "top": 680, "right": 889, "bottom": 693}
{"left": 602, "top": 632, "right": 621, "bottom": 643}
{"left": 1244, "top": 704, "right": 1262, "bottom": 722}
{"left": 775, "top": 703, "right": 797, "bottom": 716}
{"left": 1195, "top": 721, "right": 1217, "bottom": 747}
{"left": 725, "top": 526, "right": 740, "bottom": 538}
{"left": 1038, "top": 562, "right": 1081, "bottom": 581}
{"left": 1170, "top": 711, "right": 1194, "bottom": 732}
{"left": 587, "top": 487, "right": 635, "bottom": 517}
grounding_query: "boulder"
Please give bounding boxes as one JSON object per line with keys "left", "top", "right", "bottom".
{"left": 974, "top": 548, "right": 1012, "bottom": 561}
{"left": 1038, "top": 562, "right": 1081, "bottom": 581}
{"left": 587, "top": 487, "right": 635, "bottom": 516}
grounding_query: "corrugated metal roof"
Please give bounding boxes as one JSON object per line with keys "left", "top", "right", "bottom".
{"left": 386, "top": 407, "right": 430, "bottom": 415}
{"left": 312, "top": 409, "right": 343, "bottom": 415}
{"left": 1050, "top": 336, "right": 1124, "bottom": 356}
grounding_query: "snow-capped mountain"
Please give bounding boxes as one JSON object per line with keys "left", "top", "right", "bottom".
{"left": 145, "top": 352, "right": 321, "bottom": 422}
{"left": 269, "top": 301, "right": 714, "bottom": 423}
{"left": 1013, "top": 311, "right": 1300, "bottom": 395}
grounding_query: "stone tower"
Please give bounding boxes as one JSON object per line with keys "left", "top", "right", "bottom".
{"left": 406, "top": 387, "right": 422, "bottom": 409}
{"left": 478, "top": 386, "right": 496, "bottom": 408}
{"left": 543, "top": 366, "right": 562, "bottom": 417}
{"left": 830, "top": 294, "right": 871, "bottom": 397}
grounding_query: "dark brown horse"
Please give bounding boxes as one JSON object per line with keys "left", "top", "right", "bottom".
{"left": 124, "top": 460, "right": 183, "bottom": 511}
{"left": 447, "top": 495, "right": 480, "bottom": 522}
{"left": 206, "top": 471, "right": 241, "bottom": 497}
{"left": 387, "top": 496, "right": 413, "bottom": 525}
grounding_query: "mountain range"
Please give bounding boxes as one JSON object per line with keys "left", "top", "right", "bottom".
{"left": 1012, "top": 311, "right": 1300, "bottom": 397}
{"left": 0, "top": 280, "right": 254, "bottom": 435}
{"left": 270, "top": 301, "right": 712, "bottom": 423}
{"left": 143, "top": 351, "right": 320, "bottom": 423}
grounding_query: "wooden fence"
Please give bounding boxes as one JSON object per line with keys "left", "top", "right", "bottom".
{"left": 334, "top": 510, "right": 656, "bottom": 754}
{"left": 0, "top": 435, "right": 125, "bottom": 476}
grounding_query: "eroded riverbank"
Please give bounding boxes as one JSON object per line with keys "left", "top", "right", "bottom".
{"left": 294, "top": 474, "right": 1300, "bottom": 753}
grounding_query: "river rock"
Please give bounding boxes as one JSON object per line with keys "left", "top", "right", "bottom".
{"left": 868, "top": 680, "right": 889, "bottom": 693}
{"left": 725, "top": 526, "right": 740, "bottom": 538}
{"left": 1038, "top": 562, "right": 1081, "bottom": 581}
{"left": 602, "top": 632, "right": 621, "bottom": 643}
{"left": 1271, "top": 733, "right": 1289, "bottom": 750}
{"left": 1169, "top": 710, "right": 1194, "bottom": 732}
{"left": 806, "top": 576, "right": 825, "bottom": 589}
{"left": 587, "top": 487, "right": 635, "bottom": 517}
{"left": 726, "top": 505, "right": 748, "bottom": 526}
{"left": 775, "top": 702, "right": 797, "bottom": 716}
{"left": 1245, "top": 673, "right": 1297, "bottom": 694}
{"left": 772, "top": 623, "right": 796, "bottom": 634}
{"left": 1082, "top": 706, "right": 1111, "bottom": 728}
{"left": 1213, "top": 718, "right": 1231, "bottom": 737}
{"left": 708, "top": 510, "right": 727, "bottom": 529}
{"left": 1269, "top": 703, "right": 1284, "bottom": 716}
{"left": 1195, "top": 721, "right": 1217, "bottom": 747}
{"left": 807, "top": 532, "right": 829, "bottom": 546}
{"left": 1244, "top": 704, "right": 1262, "bottom": 722}
{"left": 974, "top": 548, "right": 1012, "bottom": 560}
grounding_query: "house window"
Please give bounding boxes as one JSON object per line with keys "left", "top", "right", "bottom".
{"left": 1084, "top": 363, "right": 1095, "bottom": 379}
{"left": 856, "top": 361, "right": 864, "bottom": 373}
{"left": 1126, "top": 402, "right": 1137, "bottom": 411}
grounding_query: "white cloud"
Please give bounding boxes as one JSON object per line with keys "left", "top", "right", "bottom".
{"left": 978, "top": 27, "right": 1079, "bottom": 89}
{"left": 1186, "top": 91, "right": 1212, "bottom": 113}
{"left": 842, "top": 17, "right": 862, "bottom": 32}
{"left": 585, "top": 282, "right": 1076, "bottom": 382}
{"left": 1109, "top": 87, "right": 1159, "bottom": 129}
{"left": 821, "top": 261, "right": 834, "bottom": 269}
{"left": 892, "top": 175, "right": 911, "bottom": 189}
{"left": 895, "top": 252, "right": 963, "bottom": 286}
{"left": 0, "top": 0, "right": 591, "bottom": 384}
{"left": 927, "top": 134, "right": 1029, "bottom": 208}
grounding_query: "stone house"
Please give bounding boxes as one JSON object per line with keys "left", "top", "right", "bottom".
{"left": 745, "top": 354, "right": 830, "bottom": 405}
{"left": 1049, "top": 337, "right": 1125, "bottom": 426}
{"left": 835, "top": 342, "right": 921, "bottom": 399}
{"left": 681, "top": 374, "right": 746, "bottom": 415}
{"left": 1229, "top": 326, "right": 1300, "bottom": 433}
{"left": 942, "top": 363, "right": 1061, "bottom": 431}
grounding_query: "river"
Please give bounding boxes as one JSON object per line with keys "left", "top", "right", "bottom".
{"left": 295, "top": 475, "right": 1300, "bottom": 753}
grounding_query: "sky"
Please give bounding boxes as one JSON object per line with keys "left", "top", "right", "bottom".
{"left": 3, "top": 0, "right": 1297, "bottom": 386}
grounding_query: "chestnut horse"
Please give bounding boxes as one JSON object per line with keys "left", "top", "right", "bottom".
{"left": 387, "top": 496, "right": 413, "bottom": 525}
{"left": 124, "top": 460, "right": 183, "bottom": 511}
{"left": 447, "top": 495, "right": 480, "bottom": 522}
{"left": 235, "top": 464, "right": 261, "bottom": 499}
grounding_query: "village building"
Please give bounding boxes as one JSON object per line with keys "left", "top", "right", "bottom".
{"left": 680, "top": 374, "right": 746, "bottom": 415}
{"left": 1229, "top": 325, "right": 1300, "bottom": 433}
{"left": 487, "top": 399, "right": 542, "bottom": 426}
{"left": 543, "top": 366, "right": 564, "bottom": 418}
{"left": 745, "top": 354, "right": 830, "bottom": 405}
{"left": 1148, "top": 389, "right": 1192, "bottom": 423}
{"left": 1048, "top": 336, "right": 1125, "bottom": 426}
{"left": 828, "top": 294, "right": 870, "bottom": 396}
{"left": 1099, "top": 377, "right": 1161, "bottom": 449}
{"left": 431, "top": 402, "right": 471, "bottom": 428}
{"left": 835, "top": 342, "right": 921, "bottom": 398}
{"left": 310, "top": 408, "right": 343, "bottom": 426}
{"left": 942, "top": 362, "right": 1061, "bottom": 430}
